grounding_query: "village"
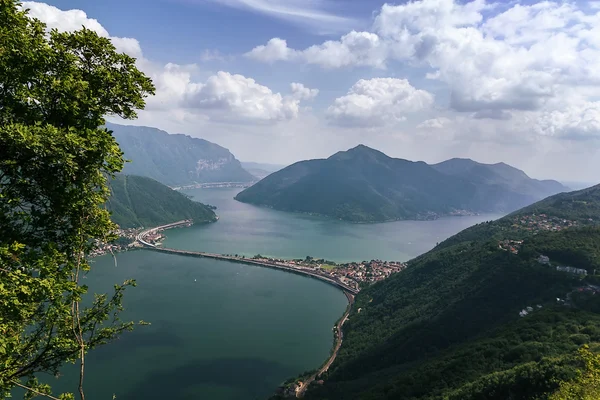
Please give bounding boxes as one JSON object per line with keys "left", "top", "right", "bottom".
{"left": 511, "top": 213, "right": 579, "bottom": 233}
{"left": 88, "top": 227, "right": 146, "bottom": 257}
{"left": 249, "top": 255, "right": 407, "bottom": 290}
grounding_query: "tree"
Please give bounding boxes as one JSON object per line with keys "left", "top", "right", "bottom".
{"left": 0, "top": 1, "right": 155, "bottom": 399}
{"left": 549, "top": 346, "right": 600, "bottom": 400}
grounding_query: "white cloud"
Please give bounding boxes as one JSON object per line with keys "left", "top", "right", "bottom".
{"left": 22, "top": 2, "right": 143, "bottom": 58}
{"left": 208, "top": 0, "right": 356, "bottom": 33}
{"left": 23, "top": 1, "right": 309, "bottom": 124}
{"left": 246, "top": 31, "right": 387, "bottom": 68}
{"left": 417, "top": 117, "right": 452, "bottom": 129}
{"left": 327, "top": 78, "right": 434, "bottom": 127}
{"left": 248, "top": 0, "right": 600, "bottom": 119}
{"left": 535, "top": 102, "right": 600, "bottom": 139}
{"left": 246, "top": 38, "right": 297, "bottom": 63}
{"left": 290, "top": 83, "right": 319, "bottom": 100}
{"left": 183, "top": 71, "right": 308, "bottom": 122}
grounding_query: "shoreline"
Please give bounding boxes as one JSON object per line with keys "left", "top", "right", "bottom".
{"left": 232, "top": 198, "right": 483, "bottom": 224}
{"left": 294, "top": 291, "right": 354, "bottom": 398}
{"left": 140, "top": 246, "right": 360, "bottom": 295}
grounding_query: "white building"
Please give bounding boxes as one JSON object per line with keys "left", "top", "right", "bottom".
{"left": 556, "top": 266, "right": 588, "bottom": 275}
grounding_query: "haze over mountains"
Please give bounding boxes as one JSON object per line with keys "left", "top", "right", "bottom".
{"left": 241, "top": 162, "right": 286, "bottom": 180}
{"left": 236, "top": 145, "right": 569, "bottom": 222}
{"left": 108, "top": 123, "right": 255, "bottom": 187}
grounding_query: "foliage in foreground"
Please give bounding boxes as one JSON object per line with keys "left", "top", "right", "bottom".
{"left": 0, "top": 1, "right": 154, "bottom": 398}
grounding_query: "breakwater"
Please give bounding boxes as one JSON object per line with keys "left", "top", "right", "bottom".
{"left": 135, "top": 221, "right": 359, "bottom": 295}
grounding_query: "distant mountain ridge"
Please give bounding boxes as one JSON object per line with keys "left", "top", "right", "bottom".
{"left": 235, "top": 145, "right": 568, "bottom": 222}
{"left": 241, "top": 162, "right": 286, "bottom": 180}
{"left": 106, "top": 174, "right": 217, "bottom": 228}
{"left": 432, "top": 158, "right": 567, "bottom": 199}
{"left": 107, "top": 123, "right": 255, "bottom": 187}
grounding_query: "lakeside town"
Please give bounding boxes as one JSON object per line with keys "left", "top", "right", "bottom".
{"left": 88, "top": 227, "right": 142, "bottom": 257}
{"left": 248, "top": 255, "right": 407, "bottom": 291}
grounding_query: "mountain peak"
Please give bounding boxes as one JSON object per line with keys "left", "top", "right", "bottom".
{"left": 329, "top": 144, "right": 389, "bottom": 161}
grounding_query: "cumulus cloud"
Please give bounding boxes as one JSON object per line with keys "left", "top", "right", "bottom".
{"left": 22, "top": 2, "right": 143, "bottom": 58}
{"left": 248, "top": 0, "right": 600, "bottom": 118}
{"left": 327, "top": 78, "right": 434, "bottom": 127}
{"left": 417, "top": 117, "right": 452, "bottom": 129}
{"left": 246, "top": 31, "right": 387, "bottom": 68}
{"left": 183, "top": 71, "right": 310, "bottom": 122}
{"left": 535, "top": 102, "right": 600, "bottom": 140}
{"left": 290, "top": 83, "right": 319, "bottom": 100}
{"left": 246, "top": 38, "right": 297, "bottom": 63}
{"left": 23, "top": 1, "right": 309, "bottom": 124}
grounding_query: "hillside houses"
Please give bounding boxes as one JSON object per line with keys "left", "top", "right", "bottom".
{"left": 512, "top": 214, "right": 578, "bottom": 233}
{"left": 556, "top": 266, "right": 588, "bottom": 275}
{"left": 498, "top": 239, "right": 523, "bottom": 254}
{"left": 536, "top": 254, "right": 588, "bottom": 276}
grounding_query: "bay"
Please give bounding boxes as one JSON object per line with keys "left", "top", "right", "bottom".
{"left": 164, "top": 188, "right": 504, "bottom": 262}
{"left": 50, "top": 251, "right": 348, "bottom": 400}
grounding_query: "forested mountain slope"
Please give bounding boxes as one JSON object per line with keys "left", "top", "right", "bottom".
{"left": 108, "top": 123, "right": 255, "bottom": 186}
{"left": 106, "top": 175, "right": 217, "bottom": 228}
{"left": 305, "top": 185, "right": 600, "bottom": 400}
{"left": 432, "top": 158, "right": 567, "bottom": 199}
{"left": 236, "top": 145, "right": 567, "bottom": 222}
{"left": 438, "top": 183, "right": 600, "bottom": 250}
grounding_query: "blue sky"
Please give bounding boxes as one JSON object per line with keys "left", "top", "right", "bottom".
{"left": 23, "top": 0, "right": 600, "bottom": 182}
{"left": 44, "top": 0, "right": 376, "bottom": 62}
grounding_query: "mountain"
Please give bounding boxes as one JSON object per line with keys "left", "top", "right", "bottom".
{"left": 241, "top": 162, "right": 286, "bottom": 180}
{"left": 432, "top": 158, "right": 568, "bottom": 199}
{"left": 235, "top": 145, "right": 568, "bottom": 222}
{"left": 107, "top": 123, "right": 255, "bottom": 187}
{"left": 301, "top": 185, "right": 600, "bottom": 400}
{"left": 106, "top": 174, "right": 217, "bottom": 228}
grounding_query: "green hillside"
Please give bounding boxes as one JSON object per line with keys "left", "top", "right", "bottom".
{"left": 236, "top": 145, "right": 567, "bottom": 222}
{"left": 106, "top": 174, "right": 217, "bottom": 228}
{"left": 302, "top": 185, "right": 600, "bottom": 400}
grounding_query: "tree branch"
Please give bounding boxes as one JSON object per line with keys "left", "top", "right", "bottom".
{"left": 10, "top": 380, "right": 63, "bottom": 400}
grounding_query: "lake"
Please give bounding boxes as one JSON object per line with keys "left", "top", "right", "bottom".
{"left": 165, "top": 188, "right": 503, "bottom": 262}
{"left": 47, "top": 188, "right": 502, "bottom": 399}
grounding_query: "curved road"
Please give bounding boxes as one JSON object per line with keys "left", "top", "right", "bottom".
{"left": 296, "top": 291, "right": 354, "bottom": 398}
